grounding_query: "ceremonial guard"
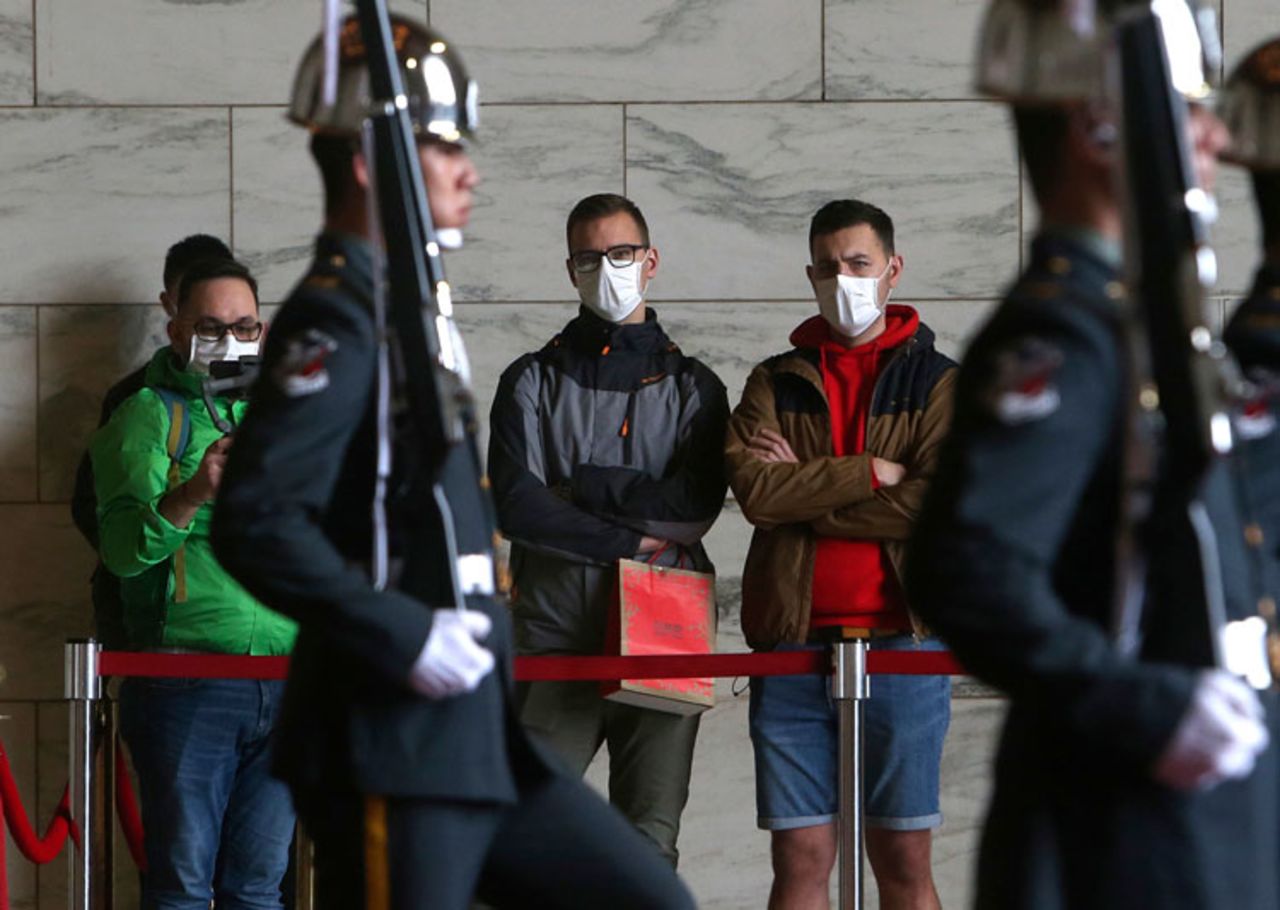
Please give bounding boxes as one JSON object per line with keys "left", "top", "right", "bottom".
{"left": 211, "top": 11, "right": 694, "bottom": 909}
{"left": 905, "top": 1, "right": 1277, "bottom": 907}
{"left": 1222, "top": 36, "right": 1280, "bottom": 575}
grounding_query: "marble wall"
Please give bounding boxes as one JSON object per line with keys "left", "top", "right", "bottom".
{"left": 0, "top": 1, "right": 1271, "bottom": 907}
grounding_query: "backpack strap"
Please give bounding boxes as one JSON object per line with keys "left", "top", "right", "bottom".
{"left": 152, "top": 388, "right": 193, "bottom": 603}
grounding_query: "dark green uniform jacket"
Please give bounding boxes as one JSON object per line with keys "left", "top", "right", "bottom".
{"left": 906, "top": 232, "right": 1279, "bottom": 910}
{"left": 213, "top": 233, "right": 544, "bottom": 800}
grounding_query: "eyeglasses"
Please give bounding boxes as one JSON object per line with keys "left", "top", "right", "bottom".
{"left": 569, "top": 244, "right": 649, "bottom": 273}
{"left": 190, "top": 319, "right": 263, "bottom": 343}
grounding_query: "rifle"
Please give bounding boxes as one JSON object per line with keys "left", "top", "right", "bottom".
{"left": 1111, "top": 2, "right": 1272, "bottom": 687}
{"left": 347, "top": 0, "right": 498, "bottom": 604}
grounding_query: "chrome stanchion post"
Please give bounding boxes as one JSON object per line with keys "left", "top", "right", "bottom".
{"left": 832, "top": 639, "right": 869, "bottom": 910}
{"left": 65, "top": 639, "right": 102, "bottom": 910}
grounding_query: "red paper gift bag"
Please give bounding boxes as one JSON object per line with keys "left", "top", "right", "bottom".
{"left": 601, "top": 553, "right": 717, "bottom": 715}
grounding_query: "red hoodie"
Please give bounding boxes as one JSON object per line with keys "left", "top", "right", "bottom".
{"left": 790, "top": 306, "right": 918, "bottom": 631}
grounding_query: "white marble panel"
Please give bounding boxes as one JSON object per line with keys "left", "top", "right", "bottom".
{"left": 626, "top": 102, "right": 1020, "bottom": 301}
{"left": 1224, "top": 0, "right": 1277, "bottom": 77}
{"left": 914, "top": 298, "right": 1001, "bottom": 360}
{"left": 0, "top": 508, "right": 94, "bottom": 701}
{"left": 0, "top": 307, "right": 37, "bottom": 502}
{"left": 35, "top": 0, "right": 426, "bottom": 105}
{"left": 39, "top": 306, "right": 169, "bottom": 504}
{"left": 1215, "top": 163, "right": 1264, "bottom": 298}
{"left": 825, "top": 0, "right": 987, "bottom": 100}
{"left": 0, "top": 110, "right": 229, "bottom": 305}
{"left": 0, "top": 0, "right": 31, "bottom": 104}
{"left": 431, "top": 0, "right": 821, "bottom": 103}
{"left": 231, "top": 108, "right": 326, "bottom": 305}
{"left": 35, "top": 702, "right": 68, "bottom": 910}
{"left": 0, "top": 703, "right": 37, "bottom": 910}
{"left": 451, "top": 105, "right": 625, "bottom": 302}
{"left": 233, "top": 104, "right": 626, "bottom": 304}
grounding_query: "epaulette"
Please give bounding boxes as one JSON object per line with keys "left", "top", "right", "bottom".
{"left": 302, "top": 274, "right": 343, "bottom": 291}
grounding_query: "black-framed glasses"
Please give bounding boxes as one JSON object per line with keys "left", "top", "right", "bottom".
{"left": 569, "top": 244, "right": 649, "bottom": 273}
{"left": 190, "top": 319, "right": 263, "bottom": 343}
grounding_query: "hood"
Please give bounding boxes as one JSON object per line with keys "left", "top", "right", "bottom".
{"left": 789, "top": 304, "right": 923, "bottom": 355}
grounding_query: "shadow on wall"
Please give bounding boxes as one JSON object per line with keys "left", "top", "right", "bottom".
{"left": 39, "top": 295, "right": 170, "bottom": 504}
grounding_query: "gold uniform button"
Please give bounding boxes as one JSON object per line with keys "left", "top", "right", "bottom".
{"left": 328, "top": 254, "right": 347, "bottom": 268}
{"left": 1245, "top": 523, "right": 1266, "bottom": 548}
{"left": 1047, "top": 256, "right": 1071, "bottom": 276}
{"left": 1105, "top": 281, "right": 1125, "bottom": 300}
{"left": 1259, "top": 596, "right": 1277, "bottom": 620}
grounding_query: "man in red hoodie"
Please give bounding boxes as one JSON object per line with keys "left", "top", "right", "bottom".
{"left": 726, "top": 200, "right": 958, "bottom": 910}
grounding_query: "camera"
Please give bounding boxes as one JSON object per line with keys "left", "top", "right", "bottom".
{"left": 202, "top": 356, "right": 262, "bottom": 434}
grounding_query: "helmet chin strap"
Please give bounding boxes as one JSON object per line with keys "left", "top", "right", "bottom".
{"left": 322, "top": 0, "right": 341, "bottom": 108}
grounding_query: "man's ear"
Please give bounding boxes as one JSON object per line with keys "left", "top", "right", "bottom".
{"left": 159, "top": 290, "right": 175, "bottom": 318}
{"left": 641, "top": 247, "right": 659, "bottom": 288}
{"left": 566, "top": 259, "right": 579, "bottom": 289}
{"left": 805, "top": 264, "right": 817, "bottom": 294}
{"left": 886, "top": 254, "right": 904, "bottom": 290}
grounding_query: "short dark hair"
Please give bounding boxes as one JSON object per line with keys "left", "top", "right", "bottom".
{"left": 808, "top": 200, "right": 895, "bottom": 259}
{"left": 176, "top": 258, "right": 260, "bottom": 312}
{"left": 1013, "top": 105, "right": 1070, "bottom": 206}
{"left": 163, "top": 234, "right": 233, "bottom": 291}
{"left": 310, "top": 133, "right": 360, "bottom": 217}
{"left": 1254, "top": 170, "right": 1280, "bottom": 249}
{"left": 565, "top": 193, "right": 650, "bottom": 249}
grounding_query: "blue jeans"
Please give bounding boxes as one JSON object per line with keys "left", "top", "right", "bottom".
{"left": 119, "top": 677, "right": 295, "bottom": 910}
{"left": 749, "top": 637, "right": 951, "bottom": 831}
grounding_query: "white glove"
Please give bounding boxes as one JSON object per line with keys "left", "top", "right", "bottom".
{"left": 408, "top": 609, "right": 495, "bottom": 699}
{"left": 1153, "top": 669, "right": 1270, "bottom": 791}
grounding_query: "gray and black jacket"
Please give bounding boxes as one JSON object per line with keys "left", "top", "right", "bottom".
{"left": 489, "top": 307, "right": 729, "bottom": 655}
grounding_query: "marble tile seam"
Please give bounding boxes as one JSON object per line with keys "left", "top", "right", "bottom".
{"left": 0, "top": 99, "right": 1005, "bottom": 112}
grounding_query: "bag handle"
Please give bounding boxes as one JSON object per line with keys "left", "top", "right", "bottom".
{"left": 641, "top": 541, "right": 692, "bottom": 569}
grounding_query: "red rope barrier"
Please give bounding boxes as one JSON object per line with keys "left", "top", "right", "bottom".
{"left": 0, "top": 740, "right": 78, "bottom": 910}
{"left": 114, "top": 742, "right": 146, "bottom": 873}
{"left": 98, "top": 648, "right": 964, "bottom": 681}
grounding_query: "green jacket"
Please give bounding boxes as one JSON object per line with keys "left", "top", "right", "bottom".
{"left": 91, "top": 348, "right": 296, "bottom": 655}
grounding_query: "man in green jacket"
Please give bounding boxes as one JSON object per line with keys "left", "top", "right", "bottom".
{"left": 91, "top": 256, "right": 297, "bottom": 910}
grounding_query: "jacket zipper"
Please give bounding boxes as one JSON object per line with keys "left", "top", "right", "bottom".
{"left": 620, "top": 391, "right": 637, "bottom": 465}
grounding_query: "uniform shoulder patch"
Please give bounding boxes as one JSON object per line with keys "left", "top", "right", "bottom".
{"left": 1236, "top": 396, "right": 1278, "bottom": 440}
{"left": 983, "top": 337, "right": 1064, "bottom": 425}
{"left": 273, "top": 328, "right": 339, "bottom": 397}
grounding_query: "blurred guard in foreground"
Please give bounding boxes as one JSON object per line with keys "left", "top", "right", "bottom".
{"left": 1222, "top": 37, "right": 1280, "bottom": 589}
{"left": 905, "top": 1, "right": 1278, "bottom": 907}
{"left": 212, "top": 12, "right": 694, "bottom": 910}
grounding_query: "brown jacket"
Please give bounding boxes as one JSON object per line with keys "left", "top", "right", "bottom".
{"left": 726, "top": 314, "right": 957, "bottom": 649}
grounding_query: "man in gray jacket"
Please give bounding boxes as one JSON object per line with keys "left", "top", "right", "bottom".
{"left": 489, "top": 193, "right": 729, "bottom": 865}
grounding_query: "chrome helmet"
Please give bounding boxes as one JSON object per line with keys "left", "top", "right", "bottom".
{"left": 288, "top": 14, "right": 478, "bottom": 142}
{"left": 975, "top": 0, "right": 1219, "bottom": 104}
{"left": 975, "top": 0, "right": 1116, "bottom": 102}
{"left": 1220, "top": 37, "right": 1280, "bottom": 170}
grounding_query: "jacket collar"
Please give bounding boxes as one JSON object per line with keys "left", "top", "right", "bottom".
{"left": 144, "top": 347, "right": 206, "bottom": 398}
{"left": 554, "top": 306, "right": 678, "bottom": 355}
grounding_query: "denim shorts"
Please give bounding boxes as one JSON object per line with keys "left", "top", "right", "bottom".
{"left": 748, "top": 636, "right": 951, "bottom": 832}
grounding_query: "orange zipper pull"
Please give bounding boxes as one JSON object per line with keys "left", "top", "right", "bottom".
{"left": 619, "top": 417, "right": 630, "bottom": 437}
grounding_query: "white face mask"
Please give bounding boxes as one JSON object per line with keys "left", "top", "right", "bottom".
{"left": 814, "top": 261, "right": 893, "bottom": 338}
{"left": 576, "top": 259, "right": 645, "bottom": 323}
{"left": 186, "top": 333, "right": 260, "bottom": 375}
